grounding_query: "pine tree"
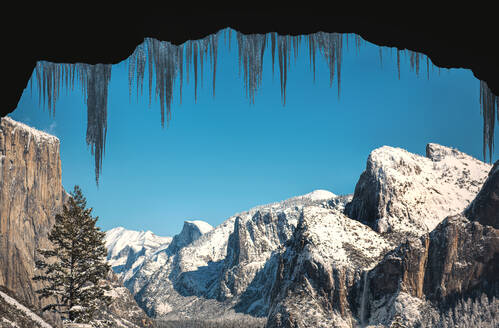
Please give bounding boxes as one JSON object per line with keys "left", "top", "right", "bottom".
{"left": 33, "top": 185, "right": 111, "bottom": 324}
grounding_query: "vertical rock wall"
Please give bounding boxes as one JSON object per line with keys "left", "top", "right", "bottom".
{"left": 0, "top": 117, "right": 66, "bottom": 312}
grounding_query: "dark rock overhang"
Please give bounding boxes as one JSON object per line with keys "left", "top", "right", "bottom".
{"left": 3, "top": 11, "right": 498, "bottom": 118}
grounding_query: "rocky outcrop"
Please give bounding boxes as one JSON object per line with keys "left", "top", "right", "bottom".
{"left": 362, "top": 159, "right": 499, "bottom": 327}
{"left": 0, "top": 117, "right": 153, "bottom": 327}
{"left": 266, "top": 144, "right": 495, "bottom": 328}
{"left": 266, "top": 206, "right": 391, "bottom": 328}
{"left": 345, "top": 143, "right": 490, "bottom": 235}
{"left": 105, "top": 227, "right": 172, "bottom": 283}
{"left": 0, "top": 286, "right": 53, "bottom": 328}
{"left": 110, "top": 190, "right": 336, "bottom": 320}
{"left": 106, "top": 143, "right": 495, "bottom": 327}
{"left": 465, "top": 160, "right": 499, "bottom": 228}
{"left": 166, "top": 220, "right": 213, "bottom": 255}
{"left": 218, "top": 209, "right": 296, "bottom": 302}
{"left": 98, "top": 272, "right": 155, "bottom": 328}
{"left": 0, "top": 117, "right": 66, "bottom": 324}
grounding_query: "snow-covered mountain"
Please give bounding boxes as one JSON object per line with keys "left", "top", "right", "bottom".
{"left": 345, "top": 143, "right": 490, "bottom": 236}
{"left": 105, "top": 143, "right": 497, "bottom": 327}
{"left": 105, "top": 227, "right": 173, "bottom": 283}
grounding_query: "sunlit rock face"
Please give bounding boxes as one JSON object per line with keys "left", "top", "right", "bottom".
{"left": 106, "top": 142, "right": 496, "bottom": 327}
{"left": 0, "top": 117, "right": 67, "bottom": 323}
{"left": 105, "top": 190, "right": 339, "bottom": 320}
{"left": 362, "top": 164, "right": 499, "bottom": 328}
{"left": 0, "top": 117, "right": 154, "bottom": 328}
{"left": 266, "top": 144, "right": 495, "bottom": 328}
{"left": 345, "top": 143, "right": 490, "bottom": 236}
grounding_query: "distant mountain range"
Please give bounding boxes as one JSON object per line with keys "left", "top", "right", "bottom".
{"left": 106, "top": 142, "right": 498, "bottom": 327}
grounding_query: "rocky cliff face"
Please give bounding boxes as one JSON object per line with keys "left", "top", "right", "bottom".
{"left": 364, "top": 162, "right": 499, "bottom": 327}
{"left": 345, "top": 143, "right": 490, "bottom": 236}
{"left": 0, "top": 117, "right": 66, "bottom": 319}
{"left": 266, "top": 144, "right": 495, "bottom": 328}
{"left": 107, "top": 143, "right": 496, "bottom": 327}
{"left": 0, "top": 117, "right": 153, "bottom": 328}
{"left": 106, "top": 190, "right": 337, "bottom": 320}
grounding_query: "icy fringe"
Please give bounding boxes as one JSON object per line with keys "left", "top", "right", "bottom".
{"left": 32, "top": 29, "right": 497, "bottom": 184}
{"left": 480, "top": 81, "right": 499, "bottom": 162}
{"left": 34, "top": 62, "right": 111, "bottom": 185}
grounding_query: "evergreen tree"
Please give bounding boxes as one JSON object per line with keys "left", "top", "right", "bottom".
{"left": 33, "top": 185, "right": 111, "bottom": 324}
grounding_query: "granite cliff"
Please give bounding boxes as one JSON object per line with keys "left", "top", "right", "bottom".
{"left": 0, "top": 117, "right": 153, "bottom": 327}
{"left": 0, "top": 116, "right": 66, "bottom": 324}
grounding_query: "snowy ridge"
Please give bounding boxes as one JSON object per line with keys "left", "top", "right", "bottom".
{"left": 2, "top": 116, "right": 59, "bottom": 145}
{"left": 118, "top": 190, "right": 341, "bottom": 319}
{"left": 106, "top": 143, "right": 492, "bottom": 325}
{"left": 105, "top": 227, "right": 172, "bottom": 283}
{"left": 346, "top": 143, "right": 490, "bottom": 235}
{"left": 299, "top": 207, "right": 390, "bottom": 270}
{"left": 0, "top": 290, "right": 53, "bottom": 328}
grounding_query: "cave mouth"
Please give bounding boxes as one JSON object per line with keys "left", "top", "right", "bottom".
{"left": 9, "top": 28, "right": 498, "bottom": 236}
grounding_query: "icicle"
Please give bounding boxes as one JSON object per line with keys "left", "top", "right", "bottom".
{"left": 193, "top": 41, "right": 198, "bottom": 102}
{"left": 355, "top": 34, "right": 362, "bottom": 53}
{"left": 415, "top": 52, "right": 420, "bottom": 76}
{"left": 480, "top": 81, "right": 498, "bottom": 162}
{"left": 427, "top": 56, "right": 430, "bottom": 80}
{"left": 236, "top": 32, "right": 267, "bottom": 104}
{"left": 307, "top": 32, "right": 343, "bottom": 97}
{"left": 277, "top": 35, "right": 288, "bottom": 105}
{"left": 147, "top": 39, "right": 154, "bottom": 107}
{"left": 271, "top": 32, "right": 276, "bottom": 79}
{"left": 397, "top": 50, "right": 401, "bottom": 79}
{"left": 308, "top": 34, "right": 316, "bottom": 82}
{"left": 211, "top": 33, "right": 219, "bottom": 97}
{"left": 33, "top": 30, "right": 493, "bottom": 185}
{"left": 83, "top": 64, "right": 112, "bottom": 185}
{"left": 178, "top": 45, "right": 184, "bottom": 104}
{"left": 379, "top": 47, "right": 383, "bottom": 68}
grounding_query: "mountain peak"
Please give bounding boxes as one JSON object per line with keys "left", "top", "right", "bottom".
{"left": 167, "top": 220, "right": 213, "bottom": 254}
{"left": 346, "top": 143, "right": 491, "bottom": 234}
{"left": 302, "top": 189, "right": 336, "bottom": 201}
{"left": 426, "top": 142, "right": 467, "bottom": 161}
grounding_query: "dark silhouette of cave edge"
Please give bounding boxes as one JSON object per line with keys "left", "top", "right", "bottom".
{"left": 3, "top": 12, "right": 499, "bottom": 118}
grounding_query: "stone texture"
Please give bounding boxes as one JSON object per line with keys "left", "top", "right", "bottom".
{"left": 0, "top": 117, "right": 66, "bottom": 323}
{"left": 345, "top": 143, "right": 490, "bottom": 235}
{"left": 465, "top": 160, "right": 499, "bottom": 229}
{"left": 364, "top": 161, "right": 499, "bottom": 325}
{"left": 0, "top": 117, "right": 153, "bottom": 328}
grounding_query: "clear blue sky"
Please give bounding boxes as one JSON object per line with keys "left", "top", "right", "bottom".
{"left": 10, "top": 32, "right": 498, "bottom": 237}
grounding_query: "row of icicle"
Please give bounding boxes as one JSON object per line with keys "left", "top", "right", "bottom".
{"left": 30, "top": 28, "right": 499, "bottom": 184}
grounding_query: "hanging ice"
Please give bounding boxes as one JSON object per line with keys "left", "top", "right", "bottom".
{"left": 30, "top": 28, "right": 497, "bottom": 185}
{"left": 34, "top": 61, "right": 111, "bottom": 185}
{"left": 480, "top": 81, "right": 499, "bottom": 162}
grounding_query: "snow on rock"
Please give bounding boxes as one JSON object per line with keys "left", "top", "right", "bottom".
{"left": 0, "top": 290, "right": 53, "bottom": 328}
{"left": 2, "top": 116, "right": 60, "bottom": 145}
{"left": 345, "top": 143, "right": 490, "bottom": 236}
{"left": 106, "top": 144, "right": 492, "bottom": 326}
{"left": 119, "top": 191, "right": 342, "bottom": 319}
{"left": 266, "top": 207, "right": 391, "bottom": 328}
{"left": 166, "top": 220, "right": 214, "bottom": 254}
{"left": 105, "top": 227, "right": 172, "bottom": 284}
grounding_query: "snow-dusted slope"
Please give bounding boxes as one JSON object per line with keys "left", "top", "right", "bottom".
{"left": 345, "top": 143, "right": 490, "bottom": 235}
{"left": 106, "top": 143, "right": 492, "bottom": 326}
{"left": 105, "top": 227, "right": 172, "bottom": 283}
{"left": 0, "top": 288, "right": 53, "bottom": 328}
{"left": 112, "top": 190, "right": 338, "bottom": 319}
{"left": 266, "top": 207, "right": 392, "bottom": 328}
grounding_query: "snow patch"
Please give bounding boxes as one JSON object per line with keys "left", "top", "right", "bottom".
{"left": 2, "top": 116, "right": 59, "bottom": 145}
{"left": 0, "top": 290, "right": 53, "bottom": 328}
